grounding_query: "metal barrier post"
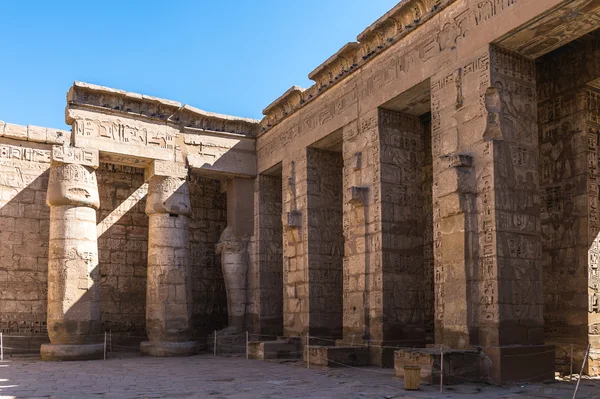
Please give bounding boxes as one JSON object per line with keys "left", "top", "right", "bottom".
{"left": 246, "top": 331, "right": 249, "bottom": 360}
{"left": 306, "top": 333, "right": 310, "bottom": 369}
{"left": 213, "top": 330, "right": 217, "bottom": 356}
{"left": 573, "top": 344, "right": 591, "bottom": 399}
{"left": 104, "top": 332, "right": 107, "bottom": 360}
{"left": 570, "top": 344, "right": 574, "bottom": 382}
{"left": 1, "top": 332, "right": 3, "bottom": 361}
{"left": 440, "top": 347, "right": 444, "bottom": 393}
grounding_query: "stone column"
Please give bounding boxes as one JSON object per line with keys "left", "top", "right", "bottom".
{"left": 431, "top": 45, "right": 552, "bottom": 383}
{"left": 341, "top": 109, "right": 430, "bottom": 366}
{"left": 41, "top": 146, "right": 103, "bottom": 361}
{"left": 280, "top": 148, "right": 344, "bottom": 340}
{"left": 141, "top": 160, "right": 200, "bottom": 356}
{"left": 250, "top": 174, "right": 283, "bottom": 336}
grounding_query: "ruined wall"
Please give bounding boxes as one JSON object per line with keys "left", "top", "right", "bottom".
{"left": 251, "top": 174, "right": 283, "bottom": 336}
{"left": 306, "top": 148, "right": 343, "bottom": 338}
{"left": 96, "top": 164, "right": 148, "bottom": 337}
{"left": 189, "top": 174, "right": 228, "bottom": 338}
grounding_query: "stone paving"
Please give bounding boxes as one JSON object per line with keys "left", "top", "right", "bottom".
{"left": 0, "top": 354, "right": 599, "bottom": 399}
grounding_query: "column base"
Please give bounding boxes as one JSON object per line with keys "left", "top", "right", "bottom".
{"left": 140, "top": 341, "right": 202, "bottom": 357}
{"left": 40, "top": 343, "right": 104, "bottom": 361}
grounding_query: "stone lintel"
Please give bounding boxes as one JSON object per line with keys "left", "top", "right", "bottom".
{"left": 178, "top": 105, "right": 260, "bottom": 127}
{"left": 145, "top": 160, "right": 188, "bottom": 181}
{"left": 68, "top": 81, "right": 181, "bottom": 110}
{"left": 67, "top": 82, "right": 259, "bottom": 137}
{"left": 51, "top": 146, "right": 99, "bottom": 169}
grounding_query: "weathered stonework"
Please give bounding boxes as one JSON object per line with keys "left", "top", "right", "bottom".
{"left": 2, "top": 0, "right": 600, "bottom": 384}
{"left": 41, "top": 148, "right": 103, "bottom": 360}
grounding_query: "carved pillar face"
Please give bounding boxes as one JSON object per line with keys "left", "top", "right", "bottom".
{"left": 45, "top": 149, "right": 101, "bottom": 348}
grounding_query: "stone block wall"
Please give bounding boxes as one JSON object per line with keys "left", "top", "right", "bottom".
{"left": 0, "top": 139, "right": 51, "bottom": 351}
{"left": 96, "top": 164, "right": 148, "bottom": 338}
{"left": 378, "top": 108, "right": 430, "bottom": 344}
{"left": 306, "top": 148, "right": 343, "bottom": 338}
{"left": 189, "top": 174, "right": 228, "bottom": 339}
{"left": 537, "top": 33, "right": 600, "bottom": 374}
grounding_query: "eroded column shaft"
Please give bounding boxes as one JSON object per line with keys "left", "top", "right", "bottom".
{"left": 42, "top": 148, "right": 103, "bottom": 361}
{"left": 142, "top": 166, "right": 199, "bottom": 356}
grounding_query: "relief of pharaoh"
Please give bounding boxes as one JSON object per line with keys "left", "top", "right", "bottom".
{"left": 216, "top": 226, "right": 248, "bottom": 333}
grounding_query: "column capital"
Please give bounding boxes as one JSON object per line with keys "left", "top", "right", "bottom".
{"left": 51, "top": 146, "right": 99, "bottom": 169}
{"left": 46, "top": 163, "right": 100, "bottom": 209}
{"left": 145, "top": 175, "right": 191, "bottom": 216}
{"left": 144, "top": 160, "right": 188, "bottom": 181}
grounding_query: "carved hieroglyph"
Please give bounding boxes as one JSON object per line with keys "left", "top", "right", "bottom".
{"left": 216, "top": 226, "right": 248, "bottom": 333}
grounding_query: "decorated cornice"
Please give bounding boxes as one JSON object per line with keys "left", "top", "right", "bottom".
{"left": 261, "top": 86, "right": 306, "bottom": 130}
{"left": 260, "top": 0, "right": 452, "bottom": 134}
{"left": 67, "top": 81, "right": 260, "bottom": 138}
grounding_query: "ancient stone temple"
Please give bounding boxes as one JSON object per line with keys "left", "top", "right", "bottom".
{"left": 1, "top": 0, "right": 600, "bottom": 384}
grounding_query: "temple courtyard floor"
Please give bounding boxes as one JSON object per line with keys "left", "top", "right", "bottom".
{"left": 0, "top": 353, "right": 599, "bottom": 399}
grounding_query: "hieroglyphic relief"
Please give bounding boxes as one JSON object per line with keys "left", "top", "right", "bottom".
{"left": 69, "top": 108, "right": 177, "bottom": 161}
{"left": 253, "top": 174, "right": 284, "bottom": 335}
{"left": 188, "top": 175, "right": 228, "bottom": 335}
{"left": 259, "top": 0, "right": 526, "bottom": 154}
{"left": 306, "top": 148, "right": 344, "bottom": 337}
{"left": 490, "top": 46, "right": 542, "bottom": 334}
{"left": 538, "top": 40, "right": 600, "bottom": 345}
{"left": 474, "top": 0, "right": 517, "bottom": 26}
{"left": 0, "top": 141, "right": 51, "bottom": 345}
{"left": 495, "top": 0, "right": 600, "bottom": 59}
{"left": 377, "top": 108, "right": 429, "bottom": 341}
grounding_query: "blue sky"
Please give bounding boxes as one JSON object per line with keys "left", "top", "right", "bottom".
{"left": 0, "top": 0, "right": 398, "bottom": 129}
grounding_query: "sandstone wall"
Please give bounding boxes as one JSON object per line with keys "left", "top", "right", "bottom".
{"left": 189, "top": 174, "right": 228, "bottom": 338}
{"left": 96, "top": 164, "right": 148, "bottom": 338}
{"left": 0, "top": 139, "right": 51, "bottom": 351}
{"left": 306, "top": 148, "right": 343, "bottom": 338}
{"left": 250, "top": 174, "right": 283, "bottom": 336}
{"left": 537, "top": 33, "right": 600, "bottom": 373}
{"left": 0, "top": 129, "right": 229, "bottom": 350}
